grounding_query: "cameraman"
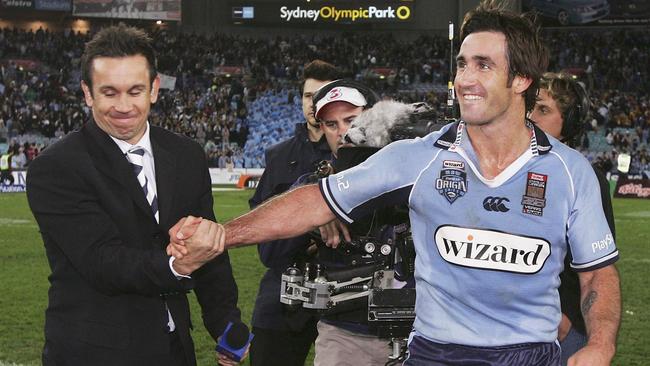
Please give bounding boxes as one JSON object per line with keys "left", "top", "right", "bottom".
{"left": 310, "top": 80, "right": 393, "bottom": 366}
{"left": 248, "top": 60, "right": 339, "bottom": 366}
{"left": 529, "top": 72, "right": 616, "bottom": 366}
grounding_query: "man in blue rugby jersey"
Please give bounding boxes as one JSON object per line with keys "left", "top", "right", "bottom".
{"left": 170, "top": 2, "right": 621, "bottom": 365}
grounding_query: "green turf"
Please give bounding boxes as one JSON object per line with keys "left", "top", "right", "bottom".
{"left": 0, "top": 192, "right": 648, "bottom": 365}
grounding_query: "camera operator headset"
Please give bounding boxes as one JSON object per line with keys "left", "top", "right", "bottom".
{"left": 556, "top": 75, "right": 589, "bottom": 147}
{"left": 305, "top": 79, "right": 403, "bottom": 366}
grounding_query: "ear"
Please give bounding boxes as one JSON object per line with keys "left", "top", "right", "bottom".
{"left": 149, "top": 75, "right": 161, "bottom": 104}
{"left": 512, "top": 75, "right": 533, "bottom": 95}
{"left": 80, "top": 81, "right": 94, "bottom": 107}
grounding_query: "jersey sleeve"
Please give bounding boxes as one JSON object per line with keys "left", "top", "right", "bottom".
{"left": 567, "top": 160, "right": 619, "bottom": 272}
{"left": 319, "top": 138, "right": 431, "bottom": 224}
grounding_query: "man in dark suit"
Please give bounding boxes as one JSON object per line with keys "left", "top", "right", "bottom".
{"left": 27, "top": 24, "right": 242, "bottom": 366}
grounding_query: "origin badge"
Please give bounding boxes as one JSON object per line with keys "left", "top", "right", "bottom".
{"left": 522, "top": 172, "right": 547, "bottom": 216}
{"left": 436, "top": 160, "right": 468, "bottom": 204}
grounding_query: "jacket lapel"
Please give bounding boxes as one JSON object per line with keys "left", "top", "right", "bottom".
{"left": 82, "top": 120, "right": 156, "bottom": 221}
{"left": 151, "top": 128, "right": 177, "bottom": 228}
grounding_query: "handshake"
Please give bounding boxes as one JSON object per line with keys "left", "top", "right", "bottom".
{"left": 164, "top": 210, "right": 351, "bottom": 276}
{"left": 163, "top": 184, "right": 352, "bottom": 276}
{"left": 166, "top": 216, "right": 226, "bottom": 276}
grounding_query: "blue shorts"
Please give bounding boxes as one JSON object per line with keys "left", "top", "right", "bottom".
{"left": 404, "top": 334, "right": 561, "bottom": 366}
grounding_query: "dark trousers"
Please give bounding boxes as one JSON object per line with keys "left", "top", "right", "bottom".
{"left": 560, "top": 326, "right": 587, "bottom": 366}
{"left": 42, "top": 331, "right": 189, "bottom": 366}
{"left": 169, "top": 330, "right": 190, "bottom": 366}
{"left": 250, "top": 322, "right": 318, "bottom": 366}
{"left": 404, "top": 335, "right": 561, "bottom": 366}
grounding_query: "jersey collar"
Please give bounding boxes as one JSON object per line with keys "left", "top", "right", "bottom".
{"left": 434, "top": 119, "right": 552, "bottom": 156}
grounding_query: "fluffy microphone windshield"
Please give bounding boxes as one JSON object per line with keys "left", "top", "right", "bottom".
{"left": 343, "top": 100, "right": 438, "bottom": 148}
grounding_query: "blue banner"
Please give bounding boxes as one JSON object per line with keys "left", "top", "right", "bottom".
{"left": 35, "top": 0, "right": 71, "bottom": 11}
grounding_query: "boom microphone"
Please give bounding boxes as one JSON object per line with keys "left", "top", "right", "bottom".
{"left": 215, "top": 322, "right": 253, "bottom": 362}
{"left": 343, "top": 100, "right": 445, "bottom": 148}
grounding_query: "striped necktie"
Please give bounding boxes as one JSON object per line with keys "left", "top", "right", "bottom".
{"left": 126, "top": 147, "right": 159, "bottom": 223}
{"left": 126, "top": 146, "right": 173, "bottom": 332}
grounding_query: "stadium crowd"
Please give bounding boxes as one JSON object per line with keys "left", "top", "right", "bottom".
{"left": 1, "top": 26, "right": 649, "bottom": 175}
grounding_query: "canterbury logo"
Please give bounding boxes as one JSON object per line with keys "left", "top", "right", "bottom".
{"left": 483, "top": 196, "right": 510, "bottom": 212}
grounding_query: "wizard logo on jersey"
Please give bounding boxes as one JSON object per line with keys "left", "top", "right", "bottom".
{"left": 436, "top": 160, "right": 468, "bottom": 204}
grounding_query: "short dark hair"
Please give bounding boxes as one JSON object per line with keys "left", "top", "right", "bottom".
{"left": 300, "top": 60, "right": 340, "bottom": 95}
{"left": 460, "top": 0, "right": 548, "bottom": 112}
{"left": 81, "top": 24, "right": 157, "bottom": 92}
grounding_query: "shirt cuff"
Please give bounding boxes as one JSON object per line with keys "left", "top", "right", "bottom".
{"left": 169, "top": 256, "right": 192, "bottom": 279}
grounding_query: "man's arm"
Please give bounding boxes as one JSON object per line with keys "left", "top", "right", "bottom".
{"left": 569, "top": 264, "right": 621, "bottom": 366}
{"left": 248, "top": 149, "right": 318, "bottom": 268}
{"left": 174, "top": 139, "right": 425, "bottom": 255}
{"left": 226, "top": 184, "right": 335, "bottom": 248}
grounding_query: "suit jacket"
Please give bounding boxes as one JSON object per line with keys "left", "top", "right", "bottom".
{"left": 27, "top": 120, "right": 241, "bottom": 366}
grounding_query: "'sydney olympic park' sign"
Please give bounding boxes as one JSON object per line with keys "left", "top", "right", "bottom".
{"left": 232, "top": 1, "right": 414, "bottom": 25}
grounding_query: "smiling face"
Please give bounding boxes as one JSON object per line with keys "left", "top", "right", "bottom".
{"left": 530, "top": 89, "right": 564, "bottom": 139}
{"left": 81, "top": 55, "right": 159, "bottom": 144}
{"left": 455, "top": 31, "right": 530, "bottom": 127}
{"left": 318, "top": 101, "right": 364, "bottom": 156}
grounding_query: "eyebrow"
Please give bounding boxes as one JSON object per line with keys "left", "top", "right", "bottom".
{"left": 456, "top": 54, "right": 496, "bottom": 66}
{"left": 98, "top": 84, "right": 147, "bottom": 93}
{"left": 98, "top": 85, "right": 117, "bottom": 93}
{"left": 128, "top": 85, "right": 146, "bottom": 92}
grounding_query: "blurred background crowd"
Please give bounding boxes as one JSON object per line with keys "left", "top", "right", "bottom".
{"left": 1, "top": 27, "right": 649, "bottom": 176}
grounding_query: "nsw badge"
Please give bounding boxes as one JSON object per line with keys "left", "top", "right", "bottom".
{"left": 436, "top": 160, "right": 468, "bottom": 204}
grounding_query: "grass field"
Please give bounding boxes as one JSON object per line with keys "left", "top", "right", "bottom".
{"left": 0, "top": 191, "right": 648, "bottom": 365}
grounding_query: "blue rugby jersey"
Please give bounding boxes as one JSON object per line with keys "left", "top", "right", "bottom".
{"left": 319, "top": 121, "right": 618, "bottom": 347}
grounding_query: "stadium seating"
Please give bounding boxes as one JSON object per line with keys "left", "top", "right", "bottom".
{"left": 1, "top": 27, "right": 648, "bottom": 173}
